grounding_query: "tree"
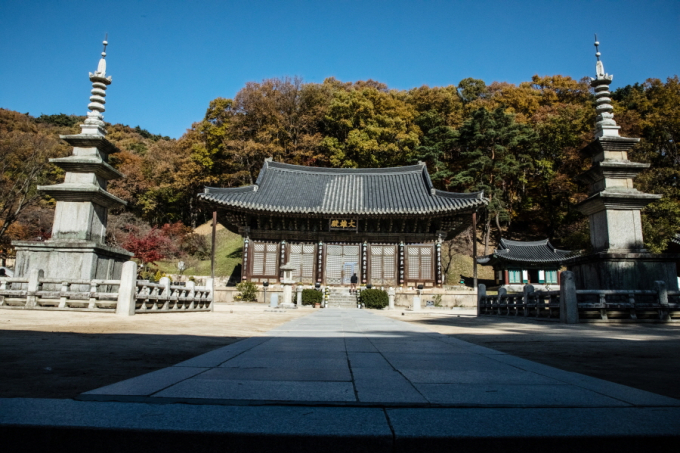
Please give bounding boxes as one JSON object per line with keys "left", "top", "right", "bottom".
{"left": 450, "top": 107, "right": 538, "bottom": 254}
{"left": 0, "top": 109, "right": 69, "bottom": 249}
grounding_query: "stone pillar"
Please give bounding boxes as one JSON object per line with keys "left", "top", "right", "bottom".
{"left": 412, "top": 293, "right": 421, "bottom": 311}
{"left": 296, "top": 285, "right": 303, "bottom": 308}
{"left": 116, "top": 261, "right": 137, "bottom": 316}
{"left": 559, "top": 271, "right": 578, "bottom": 324}
{"left": 388, "top": 286, "right": 395, "bottom": 310}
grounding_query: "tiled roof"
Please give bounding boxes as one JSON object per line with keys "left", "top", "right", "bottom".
{"left": 476, "top": 238, "right": 574, "bottom": 265}
{"left": 198, "top": 161, "right": 487, "bottom": 216}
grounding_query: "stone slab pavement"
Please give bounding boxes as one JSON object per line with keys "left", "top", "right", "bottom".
{"left": 3, "top": 309, "right": 680, "bottom": 452}
{"left": 79, "top": 309, "right": 680, "bottom": 408}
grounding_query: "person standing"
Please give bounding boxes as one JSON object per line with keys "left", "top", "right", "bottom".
{"left": 350, "top": 273, "right": 358, "bottom": 294}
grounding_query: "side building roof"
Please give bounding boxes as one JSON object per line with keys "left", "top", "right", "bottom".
{"left": 198, "top": 160, "right": 487, "bottom": 216}
{"left": 476, "top": 238, "right": 575, "bottom": 266}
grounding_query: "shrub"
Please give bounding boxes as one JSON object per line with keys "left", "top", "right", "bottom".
{"left": 301, "top": 288, "right": 323, "bottom": 305}
{"left": 234, "top": 281, "right": 258, "bottom": 302}
{"left": 361, "top": 289, "right": 389, "bottom": 309}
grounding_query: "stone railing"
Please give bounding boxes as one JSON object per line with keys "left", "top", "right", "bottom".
{"left": 478, "top": 271, "right": 680, "bottom": 323}
{"left": 0, "top": 262, "right": 213, "bottom": 316}
{"left": 134, "top": 278, "right": 212, "bottom": 312}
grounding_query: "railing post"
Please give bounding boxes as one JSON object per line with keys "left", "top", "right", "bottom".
{"left": 655, "top": 280, "right": 668, "bottom": 306}
{"left": 116, "top": 261, "right": 138, "bottom": 316}
{"left": 58, "top": 281, "right": 69, "bottom": 308}
{"left": 25, "top": 269, "right": 44, "bottom": 308}
{"left": 206, "top": 278, "right": 214, "bottom": 311}
{"left": 88, "top": 281, "right": 99, "bottom": 309}
{"left": 159, "top": 277, "right": 171, "bottom": 310}
{"left": 187, "top": 281, "right": 196, "bottom": 310}
{"left": 477, "top": 284, "right": 486, "bottom": 317}
{"left": 559, "top": 270, "right": 578, "bottom": 324}
{"left": 523, "top": 285, "right": 534, "bottom": 317}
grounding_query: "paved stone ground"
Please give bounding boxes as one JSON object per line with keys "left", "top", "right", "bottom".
{"left": 381, "top": 309, "right": 680, "bottom": 400}
{"left": 81, "top": 309, "right": 680, "bottom": 407}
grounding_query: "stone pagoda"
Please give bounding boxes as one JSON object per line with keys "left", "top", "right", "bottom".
{"left": 566, "top": 37, "right": 678, "bottom": 290}
{"left": 13, "top": 38, "right": 133, "bottom": 280}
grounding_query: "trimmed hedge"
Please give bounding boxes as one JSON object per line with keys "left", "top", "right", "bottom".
{"left": 234, "top": 281, "right": 258, "bottom": 302}
{"left": 301, "top": 288, "right": 323, "bottom": 305}
{"left": 361, "top": 289, "right": 389, "bottom": 309}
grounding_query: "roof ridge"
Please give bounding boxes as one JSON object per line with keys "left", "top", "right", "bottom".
{"left": 268, "top": 161, "right": 424, "bottom": 175}
{"left": 500, "top": 238, "right": 550, "bottom": 247}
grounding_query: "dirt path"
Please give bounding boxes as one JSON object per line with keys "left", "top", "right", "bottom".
{"left": 0, "top": 304, "right": 311, "bottom": 398}
{"left": 379, "top": 310, "right": 680, "bottom": 400}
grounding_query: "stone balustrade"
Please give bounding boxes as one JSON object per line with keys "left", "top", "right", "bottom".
{"left": 478, "top": 271, "right": 680, "bottom": 323}
{"left": 0, "top": 262, "right": 213, "bottom": 316}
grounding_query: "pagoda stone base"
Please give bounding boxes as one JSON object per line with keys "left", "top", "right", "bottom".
{"left": 13, "top": 240, "right": 133, "bottom": 280}
{"left": 567, "top": 251, "right": 680, "bottom": 291}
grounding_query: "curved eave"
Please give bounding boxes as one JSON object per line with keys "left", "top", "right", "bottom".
{"left": 198, "top": 191, "right": 486, "bottom": 216}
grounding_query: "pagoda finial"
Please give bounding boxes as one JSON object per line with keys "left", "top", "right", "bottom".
{"left": 80, "top": 35, "right": 113, "bottom": 136}
{"left": 589, "top": 35, "right": 619, "bottom": 138}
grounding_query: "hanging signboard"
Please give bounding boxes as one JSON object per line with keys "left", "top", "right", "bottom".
{"left": 329, "top": 219, "right": 358, "bottom": 231}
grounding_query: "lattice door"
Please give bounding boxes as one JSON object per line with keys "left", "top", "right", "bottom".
{"left": 252, "top": 242, "right": 278, "bottom": 277}
{"left": 325, "top": 244, "right": 359, "bottom": 285}
{"left": 407, "top": 245, "right": 433, "bottom": 281}
{"left": 289, "top": 243, "right": 315, "bottom": 283}
{"left": 370, "top": 245, "right": 396, "bottom": 286}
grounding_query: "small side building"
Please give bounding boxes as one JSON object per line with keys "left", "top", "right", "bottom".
{"left": 476, "top": 239, "right": 573, "bottom": 291}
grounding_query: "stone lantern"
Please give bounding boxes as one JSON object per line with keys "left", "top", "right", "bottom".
{"left": 279, "top": 262, "right": 297, "bottom": 308}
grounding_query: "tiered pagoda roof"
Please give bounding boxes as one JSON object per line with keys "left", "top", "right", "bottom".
{"left": 477, "top": 239, "right": 574, "bottom": 266}
{"left": 199, "top": 160, "right": 487, "bottom": 216}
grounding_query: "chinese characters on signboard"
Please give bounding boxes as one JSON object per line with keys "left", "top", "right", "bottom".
{"left": 329, "top": 219, "right": 358, "bottom": 231}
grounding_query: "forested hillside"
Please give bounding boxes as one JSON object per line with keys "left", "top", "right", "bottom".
{"left": 1, "top": 74, "right": 678, "bottom": 271}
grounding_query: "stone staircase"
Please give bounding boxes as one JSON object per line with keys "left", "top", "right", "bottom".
{"left": 327, "top": 288, "right": 359, "bottom": 308}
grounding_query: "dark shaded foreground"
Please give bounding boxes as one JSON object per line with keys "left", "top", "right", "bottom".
{"left": 0, "top": 331, "right": 240, "bottom": 398}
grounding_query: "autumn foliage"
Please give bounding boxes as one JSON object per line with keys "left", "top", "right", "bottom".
{"left": 1, "top": 73, "right": 679, "bottom": 260}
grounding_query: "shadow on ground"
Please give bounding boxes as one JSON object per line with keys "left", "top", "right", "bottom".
{"left": 400, "top": 314, "right": 680, "bottom": 399}
{"left": 0, "top": 331, "right": 244, "bottom": 398}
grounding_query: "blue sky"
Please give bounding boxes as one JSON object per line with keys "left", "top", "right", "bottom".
{"left": 1, "top": 0, "right": 678, "bottom": 138}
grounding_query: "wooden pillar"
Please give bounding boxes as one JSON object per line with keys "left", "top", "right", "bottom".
{"left": 361, "top": 242, "right": 368, "bottom": 284}
{"left": 242, "top": 237, "right": 249, "bottom": 281}
{"left": 316, "top": 241, "right": 324, "bottom": 284}
{"left": 210, "top": 211, "right": 217, "bottom": 279}
{"left": 435, "top": 240, "right": 442, "bottom": 287}
{"left": 398, "top": 241, "right": 405, "bottom": 286}
{"left": 472, "top": 212, "right": 478, "bottom": 290}
{"left": 504, "top": 269, "right": 509, "bottom": 285}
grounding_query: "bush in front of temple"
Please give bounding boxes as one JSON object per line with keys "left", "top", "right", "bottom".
{"left": 301, "top": 289, "right": 323, "bottom": 306}
{"left": 234, "top": 281, "right": 258, "bottom": 302}
{"left": 361, "top": 289, "right": 389, "bottom": 309}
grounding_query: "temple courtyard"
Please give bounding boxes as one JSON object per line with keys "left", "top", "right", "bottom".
{"left": 2, "top": 305, "right": 680, "bottom": 451}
